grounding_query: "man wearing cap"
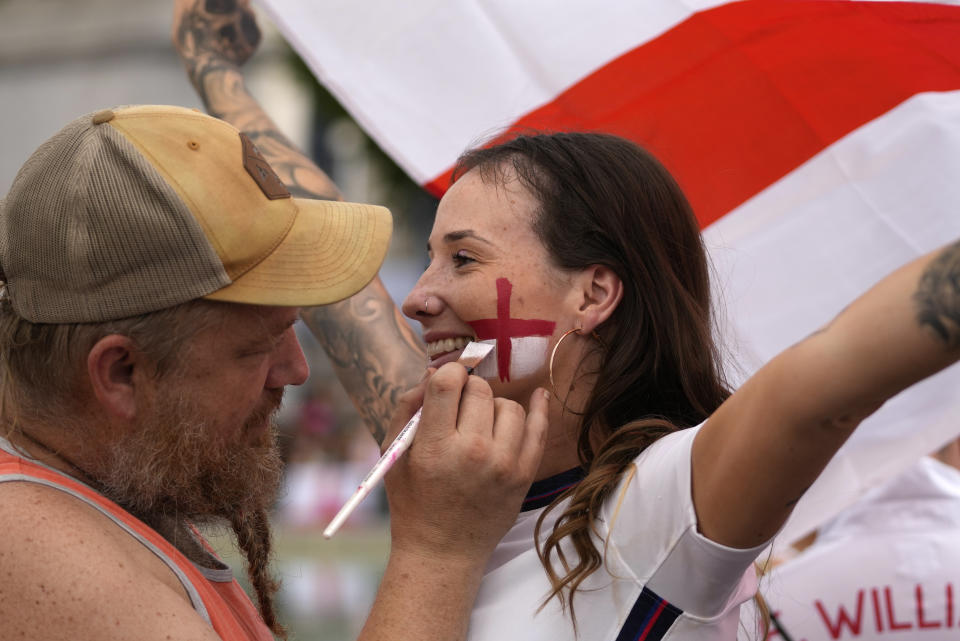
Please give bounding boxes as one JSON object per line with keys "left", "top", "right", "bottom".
{"left": 0, "top": 105, "right": 547, "bottom": 640}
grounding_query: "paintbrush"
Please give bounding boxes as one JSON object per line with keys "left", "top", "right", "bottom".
{"left": 323, "top": 340, "right": 495, "bottom": 538}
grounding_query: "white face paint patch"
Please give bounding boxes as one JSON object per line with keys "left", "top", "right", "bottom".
{"left": 474, "top": 337, "right": 549, "bottom": 381}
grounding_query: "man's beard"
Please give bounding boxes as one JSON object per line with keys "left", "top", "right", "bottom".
{"left": 98, "top": 385, "right": 284, "bottom": 522}
{"left": 95, "top": 385, "right": 287, "bottom": 637}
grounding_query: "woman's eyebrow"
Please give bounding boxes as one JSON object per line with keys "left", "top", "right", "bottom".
{"left": 443, "top": 230, "right": 494, "bottom": 245}
{"left": 426, "top": 229, "right": 494, "bottom": 253}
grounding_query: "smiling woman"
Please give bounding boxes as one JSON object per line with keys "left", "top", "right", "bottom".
{"left": 399, "top": 133, "right": 738, "bottom": 634}
{"left": 403, "top": 172, "right": 566, "bottom": 393}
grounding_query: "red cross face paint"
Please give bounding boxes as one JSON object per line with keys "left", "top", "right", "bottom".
{"left": 467, "top": 278, "right": 556, "bottom": 382}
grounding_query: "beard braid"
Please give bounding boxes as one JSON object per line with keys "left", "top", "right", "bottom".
{"left": 230, "top": 507, "right": 285, "bottom": 639}
{"left": 95, "top": 386, "right": 286, "bottom": 636}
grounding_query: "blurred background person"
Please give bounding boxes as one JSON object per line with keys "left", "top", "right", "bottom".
{"left": 742, "top": 440, "right": 960, "bottom": 641}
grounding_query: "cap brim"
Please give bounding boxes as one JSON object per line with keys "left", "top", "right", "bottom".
{"left": 204, "top": 199, "right": 392, "bottom": 306}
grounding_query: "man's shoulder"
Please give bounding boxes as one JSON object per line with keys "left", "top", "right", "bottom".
{"left": 0, "top": 477, "right": 106, "bottom": 536}
{"left": 0, "top": 479, "right": 191, "bottom": 587}
{"left": 0, "top": 480, "right": 221, "bottom": 641}
{"left": 0, "top": 477, "right": 134, "bottom": 544}
{"left": 0, "top": 479, "right": 146, "bottom": 585}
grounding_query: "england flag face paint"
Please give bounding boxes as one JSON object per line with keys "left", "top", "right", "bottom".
{"left": 472, "top": 336, "right": 551, "bottom": 381}
{"left": 401, "top": 167, "right": 574, "bottom": 391}
{"left": 467, "top": 278, "right": 556, "bottom": 382}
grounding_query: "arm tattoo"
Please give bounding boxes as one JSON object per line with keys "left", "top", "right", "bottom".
{"left": 175, "top": 0, "right": 427, "bottom": 442}
{"left": 174, "top": 1, "right": 340, "bottom": 200}
{"left": 302, "top": 284, "right": 425, "bottom": 444}
{"left": 915, "top": 239, "right": 960, "bottom": 349}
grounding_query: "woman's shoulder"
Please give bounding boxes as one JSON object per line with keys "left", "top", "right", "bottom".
{"left": 633, "top": 421, "right": 704, "bottom": 472}
{"left": 604, "top": 421, "right": 762, "bottom": 620}
{"left": 604, "top": 422, "right": 705, "bottom": 541}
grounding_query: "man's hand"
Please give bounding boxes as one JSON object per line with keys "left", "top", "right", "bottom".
{"left": 357, "top": 365, "right": 548, "bottom": 641}
{"left": 172, "top": 0, "right": 261, "bottom": 92}
{"left": 384, "top": 364, "right": 549, "bottom": 560}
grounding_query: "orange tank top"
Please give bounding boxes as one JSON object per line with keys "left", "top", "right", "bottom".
{"left": 0, "top": 440, "right": 275, "bottom": 641}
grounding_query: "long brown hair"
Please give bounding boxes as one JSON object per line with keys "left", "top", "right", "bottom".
{"left": 453, "top": 132, "right": 731, "bottom": 620}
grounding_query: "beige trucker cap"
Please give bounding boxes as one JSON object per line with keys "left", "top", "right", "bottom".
{"left": 0, "top": 105, "right": 392, "bottom": 323}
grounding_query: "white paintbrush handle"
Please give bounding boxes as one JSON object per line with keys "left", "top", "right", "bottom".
{"left": 323, "top": 407, "right": 423, "bottom": 538}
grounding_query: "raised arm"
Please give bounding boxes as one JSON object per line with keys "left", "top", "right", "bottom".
{"left": 693, "top": 239, "right": 960, "bottom": 548}
{"left": 172, "top": 0, "right": 424, "bottom": 443}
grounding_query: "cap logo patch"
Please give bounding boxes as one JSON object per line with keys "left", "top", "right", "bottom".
{"left": 240, "top": 133, "right": 291, "bottom": 200}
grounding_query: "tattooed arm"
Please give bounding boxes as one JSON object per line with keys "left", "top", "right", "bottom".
{"left": 692, "top": 239, "right": 960, "bottom": 549}
{"left": 172, "top": 0, "right": 424, "bottom": 443}
{"left": 914, "top": 243, "right": 960, "bottom": 349}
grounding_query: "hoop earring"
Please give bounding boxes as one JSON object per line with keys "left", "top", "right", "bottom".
{"left": 548, "top": 328, "right": 581, "bottom": 402}
{"left": 548, "top": 326, "right": 605, "bottom": 416}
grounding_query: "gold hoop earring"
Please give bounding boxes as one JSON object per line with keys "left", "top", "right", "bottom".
{"left": 548, "top": 326, "right": 605, "bottom": 416}
{"left": 548, "top": 327, "right": 582, "bottom": 402}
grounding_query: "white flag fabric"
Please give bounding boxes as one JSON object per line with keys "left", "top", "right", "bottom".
{"left": 258, "top": 0, "right": 960, "bottom": 548}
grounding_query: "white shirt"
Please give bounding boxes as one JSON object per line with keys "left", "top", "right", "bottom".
{"left": 469, "top": 424, "right": 765, "bottom": 640}
{"left": 742, "top": 457, "right": 960, "bottom": 641}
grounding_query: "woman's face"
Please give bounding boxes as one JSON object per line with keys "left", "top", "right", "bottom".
{"left": 401, "top": 167, "right": 581, "bottom": 402}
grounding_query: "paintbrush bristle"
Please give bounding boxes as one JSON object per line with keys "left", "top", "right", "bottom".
{"left": 458, "top": 340, "right": 495, "bottom": 371}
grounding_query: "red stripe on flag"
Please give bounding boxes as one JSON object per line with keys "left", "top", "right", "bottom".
{"left": 424, "top": 0, "right": 960, "bottom": 229}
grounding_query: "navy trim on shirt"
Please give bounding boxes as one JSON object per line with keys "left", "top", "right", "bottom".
{"left": 521, "top": 467, "right": 586, "bottom": 512}
{"left": 616, "top": 586, "right": 682, "bottom": 641}
{"left": 521, "top": 467, "right": 683, "bottom": 638}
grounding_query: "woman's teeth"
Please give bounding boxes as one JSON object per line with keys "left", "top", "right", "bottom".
{"left": 425, "top": 336, "right": 473, "bottom": 358}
